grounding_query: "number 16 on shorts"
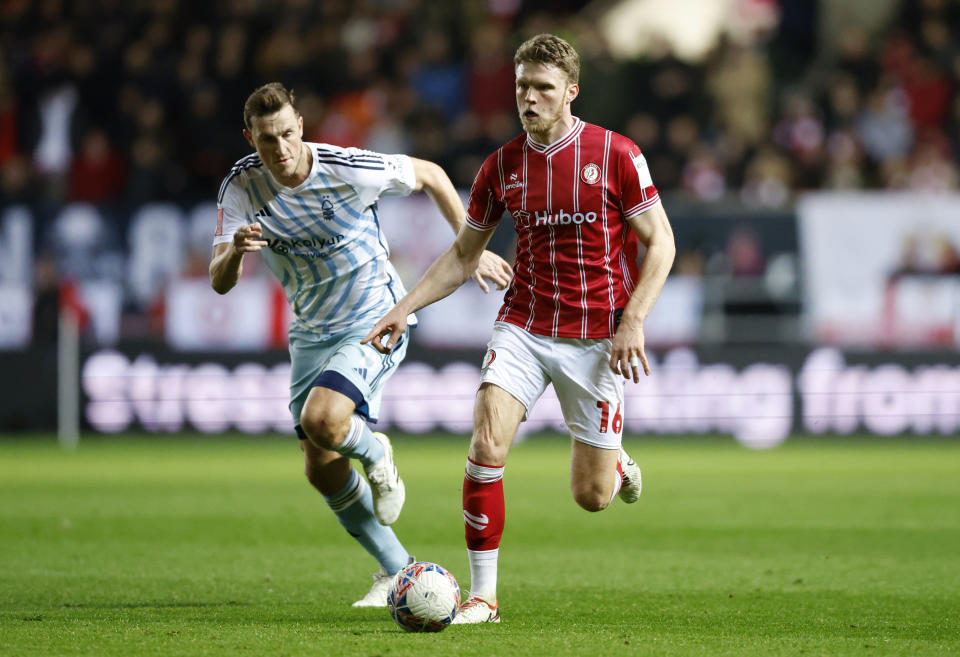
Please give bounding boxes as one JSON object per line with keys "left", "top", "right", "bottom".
{"left": 596, "top": 401, "right": 623, "bottom": 434}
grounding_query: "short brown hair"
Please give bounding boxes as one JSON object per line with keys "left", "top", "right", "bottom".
{"left": 243, "top": 82, "right": 298, "bottom": 130}
{"left": 514, "top": 34, "right": 580, "bottom": 85}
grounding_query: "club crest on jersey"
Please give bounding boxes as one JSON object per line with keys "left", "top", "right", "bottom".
{"left": 481, "top": 349, "right": 496, "bottom": 370}
{"left": 321, "top": 196, "right": 335, "bottom": 221}
{"left": 580, "top": 162, "right": 601, "bottom": 184}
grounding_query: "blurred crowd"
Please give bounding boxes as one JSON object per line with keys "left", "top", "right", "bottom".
{"left": 1, "top": 0, "right": 958, "bottom": 214}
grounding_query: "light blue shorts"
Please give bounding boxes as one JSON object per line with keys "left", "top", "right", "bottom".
{"left": 288, "top": 327, "right": 409, "bottom": 428}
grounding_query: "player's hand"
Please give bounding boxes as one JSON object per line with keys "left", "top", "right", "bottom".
{"left": 472, "top": 250, "right": 513, "bottom": 293}
{"left": 609, "top": 318, "right": 650, "bottom": 383}
{"left": 362, "top": 306, "right": 409, "bottom": 354}
{"left": 233, "top": 222, "right": 268, "bottom": 253}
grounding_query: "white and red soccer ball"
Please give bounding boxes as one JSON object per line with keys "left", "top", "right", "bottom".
{"left": 387, "top": 561, "right": 460, "bottom": 632}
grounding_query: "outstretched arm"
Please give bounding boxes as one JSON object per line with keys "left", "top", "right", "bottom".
{"left": 609, "top": 201, "right": 676, "bottom": 382}
{"left": 411, "top": 158, "right": 512, "bottom": 293}
{"left": 209, "top": 222, "right": 267, "bottom": 294}
{"left": 362, "top": 225, "right": 495, "bottom": 353}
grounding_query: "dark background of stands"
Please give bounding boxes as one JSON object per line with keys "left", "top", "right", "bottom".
{"left": 1, "top": 0, "right": 959, "bottom": 433}
{"left": 3, "top": 0, "right": 957, "bottom": 232}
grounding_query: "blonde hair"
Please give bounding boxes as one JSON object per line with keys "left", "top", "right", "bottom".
{"left": 243, "top": 82, "right": 298, "bottom": 130}
{"left": 514, "top": 33, "right": 580, "bottom": 85}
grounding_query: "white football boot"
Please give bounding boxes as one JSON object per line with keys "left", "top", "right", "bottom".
{"left": 451, "top": 596, "right": 501, "bottom": 624}
{"left": 351, "top": 567, "right": 395, "bottom": 607}
{"left": 364, "top": 432, "right": 405, "bottom": 525}
{"left": 618, "top": 447, "right": 643, "bottom": 503}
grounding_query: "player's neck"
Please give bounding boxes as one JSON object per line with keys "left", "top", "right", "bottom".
{"left": 275, "top": 144, "right": 312, "bottom": 188}
{"left": 527, "top": 115, "right": 577, "bottom": 147}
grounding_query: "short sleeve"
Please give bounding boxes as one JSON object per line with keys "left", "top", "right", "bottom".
{"left": 214, "top": 178, "right": 250, "bottom": 246}
{"left": 315, "top": 145, "right": 416, "bottom": 208}
{"left": 465, "top": 155, "right": 505, "bottom": 232}
{"left": 617, "top": 140, "right": 660, "bottom": 218}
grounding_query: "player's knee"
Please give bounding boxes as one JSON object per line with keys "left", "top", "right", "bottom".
{"left": 299, "top": 407, "right": 349, "bottom": 450}
{"left": 468, "top": 428, "right": 508, "bottom": 465}
{"left": 572, "top": 486, "right": 610, "bottom": 512}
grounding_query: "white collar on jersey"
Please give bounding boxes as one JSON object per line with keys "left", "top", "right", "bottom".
{"left": 525, "top": 117, "right": 584, "bottom": 156}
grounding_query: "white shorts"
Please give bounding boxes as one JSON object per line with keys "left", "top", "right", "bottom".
{"left": 479, "top": 321, "right": 625, "bottom": 449}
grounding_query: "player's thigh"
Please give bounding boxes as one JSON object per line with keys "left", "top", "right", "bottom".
{"left": 478, "top": 322, "right": 551, "bottom": 419}
{"left": 550, "top": 337, "right": 625, "bottom": 449}
{"left": 469, "top": 383, "right": 528, "bottom": 465}
{"left": 288, "top": 327, "right": 410, "bottom": 427}
{"left": 473, "top": 322, "right": 551, "bottom": 464}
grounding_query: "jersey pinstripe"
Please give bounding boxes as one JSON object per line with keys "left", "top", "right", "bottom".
{"left": 465, "top": 118, "right": 660, "bottom": 339}
{"left": 215, "top": 142, "right": 417, "bottom": 339}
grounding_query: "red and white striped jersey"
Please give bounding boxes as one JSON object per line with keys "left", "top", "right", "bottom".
{"left": 466, "top": 118, "right": 660, "bottom": 339}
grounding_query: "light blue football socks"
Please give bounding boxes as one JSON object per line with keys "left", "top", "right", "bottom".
{"left": 324, "top": 467, "right": 409, "bottom": 574}
{"left": 336, "top": 415, "right": 385, "bottom": 469}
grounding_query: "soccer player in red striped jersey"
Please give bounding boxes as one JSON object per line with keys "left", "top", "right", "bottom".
{"left": 364, "top": 34, "right": 676, "bottom": 624}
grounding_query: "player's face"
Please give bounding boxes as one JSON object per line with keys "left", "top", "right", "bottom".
{"left": 244, "top": 104, "right": 307, "bottom": 185}
{"left": 515, "top": 61, "right": 578, "bottom": 142}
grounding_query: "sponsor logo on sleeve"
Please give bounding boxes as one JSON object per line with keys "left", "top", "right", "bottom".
{"left": 631, "top": 152, "right": 653, "bottom": 187}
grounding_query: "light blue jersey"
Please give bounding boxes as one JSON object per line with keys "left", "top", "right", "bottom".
{"left": 214, "top": 142, "right": 417, "bottom": 339}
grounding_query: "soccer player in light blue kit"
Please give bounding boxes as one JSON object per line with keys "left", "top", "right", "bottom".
{"left": 209, "top": 83, "right": 512, "bottom": 606}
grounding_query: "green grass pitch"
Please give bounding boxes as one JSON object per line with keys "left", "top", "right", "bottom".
{"left": 0, "top": 433, "right": 957, "bottom": 657}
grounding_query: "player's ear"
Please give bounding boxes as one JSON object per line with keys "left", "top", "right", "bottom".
{"left": 243, "top": 129, "right": 255, "bottom": 149}
{"left": 566, "top": 83, "right": 579, "bottom": 104}
{"left": 298, "top": 114, "right": 304, "bottom": 136}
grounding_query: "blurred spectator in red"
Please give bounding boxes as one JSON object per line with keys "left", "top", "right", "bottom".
{"left": 903, "top": 56, "right": 953, "bottom": 130}
{"left": 0, "top": 78, "right": 18, "bottom": 168}
{"left": 68, "top": 127, "right": 125, "bottom": 203}
{"left": 465, "top": 22, "right": 515, "bottom": 124}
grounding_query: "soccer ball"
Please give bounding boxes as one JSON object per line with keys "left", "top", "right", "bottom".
{"left": 387, "top": 561, "right": 460, "bottom": 632}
